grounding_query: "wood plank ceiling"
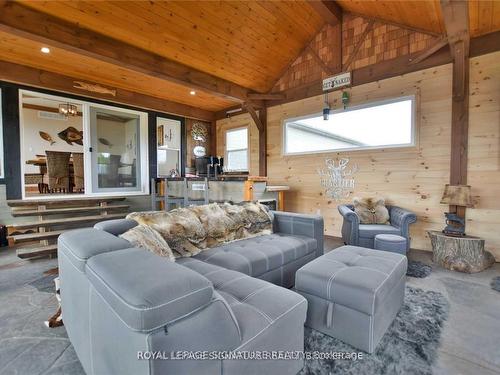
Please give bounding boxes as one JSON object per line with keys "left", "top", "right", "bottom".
{"left": 337, "top": 0, "right": 500, "bottom": 37}
{"left": 17, "top": 0, "right": 325, "bottom": 93}
{"left": 0, "top": 1, "right": 498, "bottom": 115}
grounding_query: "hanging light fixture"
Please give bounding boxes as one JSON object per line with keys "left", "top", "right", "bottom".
{"left": 323, "top": 92, "right": 330, "bottom": 121}
{"left": 59, "top": 102, "right": 78, "bottom": 117}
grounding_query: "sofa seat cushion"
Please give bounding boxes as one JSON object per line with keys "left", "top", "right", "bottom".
{"left": 191, "top": 233, "right": 317, "bottom": 277}
{"left": 86, "top": 248, "right": 213, "bottom": 332}
{"left": 178, "top": 258, "right": 307, "bottom": 344}
{"left": 358, "top": 224, "right": 400, "bottom": 239}
{"left": 295, "top": 245, "right": 406, "bottom": 315}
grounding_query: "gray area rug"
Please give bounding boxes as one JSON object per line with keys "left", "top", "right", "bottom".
{"left": 0, "top": 259, "right": 85, "bottom": 375}
{"left": 491, "top": 276, "right": 500, "bottom": 292}
{"left": 301, "top": 286, "right": 449, "bottom": 375}
{"left": 407, "top": 260, "right": 432, "bottom": 278}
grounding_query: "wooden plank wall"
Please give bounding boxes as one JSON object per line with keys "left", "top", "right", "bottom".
{"left": 217, "top": 53, "right": 500, "bottom": 260}
{"left": 467, "top": 51, "right": 500, "bottom": 259}
{"left": 216, "top": 113, "right": 260, "bottom": 176}
{"left": 273, "top": 14, "right": 437, "bottom": 93}
{"left": 265, "top": 63, "right": 453, "bottom": 253}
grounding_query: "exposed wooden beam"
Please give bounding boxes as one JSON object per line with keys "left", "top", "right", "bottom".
{"left": 469, "top": 30, "right": 500, "bottom": 57}
{"left": 0, "top": 1, "right": 252, "bottom": 102}
{"left": 345, "top": 11, "right": 442, "bottom": 37}
{"left": 409, "top": 37, "right": 449, "bottom": 65}
{"left": 247, "top": 93, "right": 285, "bottom": 101}
{"left": 306, "top": 45, "right": 337, "bottom": 76}
{"left": 0, "top": 60, "right": 215, "bottom": 121}
{"left": 242, "top": 102, "right": 264, "bottom": 132}
{"left": 343, "top": 20, "right": 375, "bottom": 71}
{"left": 266, "top": 30, "right": 497, "bottom": 109}
{"left": 258, "top": 108, "right": 267, "bottom": 177}
{"left": 440, "top": 0, "right": 470, "bottom": 44}
{"left": 308, "top": 0, "right": 343, "bottom": 26}
{"left": 440, "top": 0, "right": 470, "bottom": 218}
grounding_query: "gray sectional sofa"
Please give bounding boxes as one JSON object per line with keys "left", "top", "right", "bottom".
{"left": 57, "top": 211, "right": 323, "bottom": 375}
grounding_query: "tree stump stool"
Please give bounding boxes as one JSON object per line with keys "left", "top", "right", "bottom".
{"left": 428, "top": 231, "right": 495, "bottom": 273}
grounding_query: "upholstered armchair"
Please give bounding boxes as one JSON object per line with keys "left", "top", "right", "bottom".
{"left": 338, "top": 204, "right": 417, "bottom": 250}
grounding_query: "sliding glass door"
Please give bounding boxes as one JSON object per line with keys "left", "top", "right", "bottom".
{"left": 18, "top": 89, "right": 150, "bottom": 199}
{"left": 87, "top": 104, "right": 149, "bottom": 194}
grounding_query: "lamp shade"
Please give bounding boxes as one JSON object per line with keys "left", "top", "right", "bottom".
{"left": 440, "top": 184, "right": 473, "bottom": 207}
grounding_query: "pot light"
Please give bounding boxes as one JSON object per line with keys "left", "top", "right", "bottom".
{"left": 190, "top": 90, "right": 196, "bottom": 95}
{"left": 40, "top": 47, "right": 50, "bottom": 54}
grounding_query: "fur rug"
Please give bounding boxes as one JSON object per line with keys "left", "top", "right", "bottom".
{"left": 407, "top": 260, "right": 432, "bottom": 278}
{"left": 301, "top": 286, "right": 449, "bottom": 375}
{"left": 125, "top": 202, "right": 272, "bottom": 258}
{"left": 353, "top": 197, "right": 390, "bottom": 225}
{"left": 491, "top": 276, "right": 500, "bottom": 292}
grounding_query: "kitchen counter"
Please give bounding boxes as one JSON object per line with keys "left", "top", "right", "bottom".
{"left": 162, "top": 175, "right": 267, "bottom": 182}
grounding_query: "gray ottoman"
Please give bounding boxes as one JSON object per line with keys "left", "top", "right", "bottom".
{"left": 374, "top": 234, "right": 407, "bottom": 255}
{"left": 295, "top": 245, "right": 407, "bottom": 353}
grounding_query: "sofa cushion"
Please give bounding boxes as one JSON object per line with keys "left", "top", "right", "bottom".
{"left": 58, "top": 228, "right": 131, "bottom": 272}
{"left": 119, "top": 224, "right": 176, "bottom": 261}
{"left": 192, "top": 233, "right": 317, "bottom": 277}
{"left": 86, "top": 248, "right": 214, "bottom": 331}
{"left": 94, "top": 219, "right": 138, "bottom": 236}
{"left": 358, "top": 224, "right": 400, "bottom": 239}
{"left": 295, "top": 245, "right": 406, "bottom": 315}
{"left": 178, "top": 258, "right": 307, "bottom": 345}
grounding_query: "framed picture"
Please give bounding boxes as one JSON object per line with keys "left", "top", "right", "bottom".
{"left": 157, "top": 124, "right": 164, "bottom": 147}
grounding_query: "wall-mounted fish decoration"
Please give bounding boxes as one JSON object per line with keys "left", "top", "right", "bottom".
{"left": 39, "top": 131, "right": 56, "bottom": 145}
{"left": 98, "top": 138, "right": 113, "bottom": 148}
{"left": 73, "top": 81, "right": 117, "bottom": 97}
{"left": 58, "top": 126, "right": 83, "bottom": 146}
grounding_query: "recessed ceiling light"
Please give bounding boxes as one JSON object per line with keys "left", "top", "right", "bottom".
{"left": 40, "top": 47, "right": 50, "bottom": 54}
{"left": 190, "top": 90, "right": 196, "bottom": 95}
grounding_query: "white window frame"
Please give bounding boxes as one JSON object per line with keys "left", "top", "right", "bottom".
{"left": 283, "top": 95, "right": 416, "bottom": 156}
{"left": 225, "top": 126, "right": 249, "bottom": 172}
{"left": 19, "top": 89, "right": 149, "bottom": 199}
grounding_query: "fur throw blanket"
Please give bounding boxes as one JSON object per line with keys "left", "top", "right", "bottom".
{"left": 122, "top": 202, "right": 273, "bottom": 259}
{"left": 353, "top": 197, "right": 390, "bottom": 225}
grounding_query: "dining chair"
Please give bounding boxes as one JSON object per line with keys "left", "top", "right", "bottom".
{"left": 45, "top": 151, "right": 71, "bottom": 193}
{"left": 72, "top": 152, "right": 85, "bottom": 192}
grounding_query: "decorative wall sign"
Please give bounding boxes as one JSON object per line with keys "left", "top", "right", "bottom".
{"left": 39, "top": 131, "right": 56, "bottom": 145}
{"left": 317, "top": 158, "right": 358, "bottom": 201}
{"left": 191, "top": 122, "right": 208, "bottom": 142}
{"left": 58, "top": 126, "right": 83, "bottom": 145}
{"left": 322, "top": 72, "right": 351, "bottom": 91}
{"left": 73, "top": 81, "right": 117, "bottom": 97}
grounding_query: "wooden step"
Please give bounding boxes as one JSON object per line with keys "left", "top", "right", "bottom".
{"left": 7, "top": 197, "right": 126, "bottom": 207}
{"left": 17, "top": 244, "right": 58, "bottom": 259}
{"left": 9, "top": 230, "right": 65, "bottom": 244}
{"left": 10, "top": 213, "right": 128, "bottom": 230}
{"left": 11, "top": 204, "right": 129, "bottom": 217}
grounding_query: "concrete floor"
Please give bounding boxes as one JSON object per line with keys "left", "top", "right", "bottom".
{"left": 0, "top": 238, "right": 499, "bottom": 374}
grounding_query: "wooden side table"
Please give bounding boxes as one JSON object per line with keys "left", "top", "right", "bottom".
{"left": 428, "top": 230, "right": 495, "bottom": 273}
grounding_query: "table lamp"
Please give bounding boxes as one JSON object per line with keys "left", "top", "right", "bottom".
{"left": 440, "top": 184, "right": 473, "bottom": 236}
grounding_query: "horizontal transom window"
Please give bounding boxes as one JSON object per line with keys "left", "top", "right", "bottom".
{"left": 283, "top": 96, "right": 415, "bottom": 155}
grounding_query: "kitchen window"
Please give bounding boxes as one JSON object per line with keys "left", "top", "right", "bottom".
{"left": 283, "top": 96, "right": 416, "bottom": 155}
{"left": 225, "top": 127, "right": 248, "bottom": 172}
